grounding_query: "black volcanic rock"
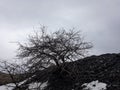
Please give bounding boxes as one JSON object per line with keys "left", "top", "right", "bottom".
{"left": 1, "top": 53, "right": 120, "bottom": 90}
{"left": 43, "top": 53, "right": 120, "bottom": 90}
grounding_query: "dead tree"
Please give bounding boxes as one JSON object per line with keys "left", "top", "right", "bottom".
{"left": 17, "top": 27, "right": 93, "bottom": 72}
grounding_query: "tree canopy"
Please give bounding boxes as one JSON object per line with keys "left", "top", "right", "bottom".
{"left": 17, "top": 27, "right": 93, "bottom": 70}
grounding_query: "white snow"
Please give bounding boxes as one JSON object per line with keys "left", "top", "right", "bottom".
{"left": 0, "top": 81, "right": 48, "bottom": 90}
{"left": 0, "top": 83, "right": 15, "bottom": 90}
{"left": 0, "top": 80, "right": 107, "bottom": 90}
{"left": 40, "top": 81, "right": 48, "bottom": 90}
{"left": 18, "top": 79, "right": 27, "bottom": 86}
{"left": 28, "top": 82, "right": 41, "bottom": 90}
{"left": 82, "top": 80, "right": 107, "bottom": 90}
{"left": 29, "top": 81, "right": 48, "bottom": 90}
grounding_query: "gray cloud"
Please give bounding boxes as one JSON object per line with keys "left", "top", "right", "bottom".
{"left": 0, "top": 0, "right": 120, "bottom": 60}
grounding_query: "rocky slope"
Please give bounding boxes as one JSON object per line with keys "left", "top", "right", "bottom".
{"left": 43, "top": 53, "right": 120, "bottom": 90}
{"left": 0, "top": 53, "right": 120, "bottom": 90}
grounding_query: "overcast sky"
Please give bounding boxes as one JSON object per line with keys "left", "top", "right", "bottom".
{"left": 0, "top": 0, "right": 120, "bottom": 61}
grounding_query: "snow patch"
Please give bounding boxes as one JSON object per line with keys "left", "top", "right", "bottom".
{"left": 40, "top": 81, "right": 48, "bottom": 90}
{"left": 0, "top": 83, "right": 15, "bottom": 90}
{"left": 29, "top": 81, "right": 48, "bottom": 90}
{"left": 82, "top": 80, "right": 107, "bottom": 90}
{"left": 18, "top": 79, "right": 27, "bottom": 86}
{"left": 29, "top": 82, "right": 41, "bottom": 90}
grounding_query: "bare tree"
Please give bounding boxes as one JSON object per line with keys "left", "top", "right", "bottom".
{"left": 17, "top": 27, "right": 93, "bottom": 70}
{"left": 0, "top": 61, "right": 25, "bottom": 89}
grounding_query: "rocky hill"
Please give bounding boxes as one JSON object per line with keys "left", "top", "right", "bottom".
{"left": 0, "top": 53, "right": 120, "bottom": 90}
{"left": 42, "top": 53, "right": 120, "bottom": 90}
